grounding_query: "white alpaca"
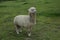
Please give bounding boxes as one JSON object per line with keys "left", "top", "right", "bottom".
{"left": 14, "top": 7, "right": 36, "bottom": 36}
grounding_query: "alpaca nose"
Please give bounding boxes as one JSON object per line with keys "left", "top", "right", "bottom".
{"left": 31, "top": 9, "right": 34, "bottom": 11}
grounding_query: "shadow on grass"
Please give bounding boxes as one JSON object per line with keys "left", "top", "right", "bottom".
{"left": 0, "top": 35, "right": 3, "bottom": 40}
{"left": 38, "top": 12, "right": 60, "bottom": 17}
{"left": 0, "top": 0, "right": 16, "bottom": 2}
{"left": 8, "top": 30, "right": 33, "bottom": 40}
{"left": 0, "top": 5, "right": 7, "bottom": 7}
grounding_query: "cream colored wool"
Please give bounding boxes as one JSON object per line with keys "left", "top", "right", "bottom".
{"left": 14, "top": 7, "right": 36, "bottom": 36}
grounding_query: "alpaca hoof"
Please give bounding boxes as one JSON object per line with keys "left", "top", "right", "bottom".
{"left": 17, "top": 32, "right": 19, "bottom": 34}
{"left": 20, "top": 30, "right": 22, "bottom": 33}
{"left": 28, "top": 33, "right": 31, "bottom": 36}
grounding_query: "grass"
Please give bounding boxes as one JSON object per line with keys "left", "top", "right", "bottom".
{"left": 0, "top": 0, "right": 60, "bottom": 40}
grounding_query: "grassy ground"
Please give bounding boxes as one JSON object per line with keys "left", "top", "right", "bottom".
{"left": 0, "top": 0, "right": 60, "bottom": 40}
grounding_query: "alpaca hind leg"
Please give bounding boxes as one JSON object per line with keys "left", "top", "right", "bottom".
{"left": 27, "top": 26, "right": 32, "bottom": 36}
{"left": 16, "top": 27, "right": 19, "bottom": 34}
{"left": 19, "top": 26, "right": 23, "bottom": 33}
{"left": 15, "top": 24, "right": 20, "bottom": 34}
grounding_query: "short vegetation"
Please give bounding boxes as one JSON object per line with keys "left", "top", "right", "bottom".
{"left": 0, "top": 0, "right": 60, "bottom": 40}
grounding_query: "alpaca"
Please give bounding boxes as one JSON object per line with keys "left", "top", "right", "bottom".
{"left": 14, "top": 7, "right": 36, "bottom": 36}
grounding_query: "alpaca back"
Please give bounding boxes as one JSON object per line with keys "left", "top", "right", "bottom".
{"left": 14, "top": 15, "right": 30, "bottom": 27}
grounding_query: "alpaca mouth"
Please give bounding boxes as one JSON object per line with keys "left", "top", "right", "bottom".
{"left": 30, "top": 13, "right": 35, "bottom": 18}
{"left": 31, "top": 13, "right": 35, "bottom": 15}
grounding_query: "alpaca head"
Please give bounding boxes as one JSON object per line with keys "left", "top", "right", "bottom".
{"left": 28, "top": 7, "right": 36, "bottom": 14}
{"left": 28, "top": 7, "right": 36, "bottom": 17}
{"left": 28, "top": 7, "right": 36, "bottom": 23}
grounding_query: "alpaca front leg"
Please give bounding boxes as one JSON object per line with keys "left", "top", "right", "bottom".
{"left": 27, "top": 26, "right": 32, "bottom": 36}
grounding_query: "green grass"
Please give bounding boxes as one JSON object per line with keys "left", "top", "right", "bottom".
{"left": 0, "top": 0, "right": 60, "bottom": 40}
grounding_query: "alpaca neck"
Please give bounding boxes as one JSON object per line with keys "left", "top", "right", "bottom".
{"left": 30, "top": 13, "right": 36, "bottom": 23}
